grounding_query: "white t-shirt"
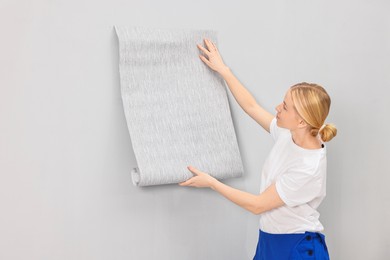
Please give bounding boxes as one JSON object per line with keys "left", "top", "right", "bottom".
{"left": 258, "top": 117, "right": 327, "bottom": 234}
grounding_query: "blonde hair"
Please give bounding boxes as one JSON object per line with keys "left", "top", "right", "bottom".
{"left": 290, "top": 82, "right": 337, "bottom": 142}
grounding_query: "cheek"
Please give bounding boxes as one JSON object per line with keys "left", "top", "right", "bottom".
{"left": 284, "top": 111, "right": 294, "bottom": 122}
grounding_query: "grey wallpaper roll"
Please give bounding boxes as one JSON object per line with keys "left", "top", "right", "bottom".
{"left": 114, "top": 26, "right": 244, "bottom": 186}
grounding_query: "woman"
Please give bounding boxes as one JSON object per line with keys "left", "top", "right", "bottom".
{"left": 179, "top": 38, "right": 336, "bottom": 259}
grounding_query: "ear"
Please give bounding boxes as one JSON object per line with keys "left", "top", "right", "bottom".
{"left": 297, "top": 118, "right": 308, "bottom": 129}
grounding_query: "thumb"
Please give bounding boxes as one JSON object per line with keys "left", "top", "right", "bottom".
{"left": 187, "top": 165, "right": 200, "bottom": 175}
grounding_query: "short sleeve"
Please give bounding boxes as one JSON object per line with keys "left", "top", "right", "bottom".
{"left": 275, "top": 168, "right": 324, "bottom": 207}
{"left": 269, "top": 117, "right": 280, "bottom": 141}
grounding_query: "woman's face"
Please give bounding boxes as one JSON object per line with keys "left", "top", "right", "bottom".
{"left": 275, "top": 89, "right": 303, "bottom": 130}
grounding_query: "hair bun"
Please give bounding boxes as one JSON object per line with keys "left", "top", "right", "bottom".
{"left": 319, "top": 123, "right": 337, "bottom": 142}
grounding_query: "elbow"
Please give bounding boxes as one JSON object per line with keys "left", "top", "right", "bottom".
{"left": 248, "top": 197, "right": 265, "bottom": 215}
{"left": 252, "top": 203, "right": 284, "bottom": 215}
{"left": 252, "top": 208, "right": 263, "bottom": 215}
{"left": 250, "top": 204, "right": 265, "bottom": 215}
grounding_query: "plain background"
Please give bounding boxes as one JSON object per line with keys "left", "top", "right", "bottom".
{"left": 1, "top": 0, "right": 389, "bottom": 259}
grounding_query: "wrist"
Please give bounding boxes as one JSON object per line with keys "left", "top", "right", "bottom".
{"left": 218, "top": 66, "right": 231, "bottom": 78}
{"left": 210, "top": 177, "right": 219, "bottom": 190}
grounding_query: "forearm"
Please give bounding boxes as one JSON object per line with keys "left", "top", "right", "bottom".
{"left": 210, "top": 178, "right": 260, "bottom": 215}
{"left": 182, "top": 167, "right": 284, "bottom": 214}
{"left": 219, "top": 67, "right": 258, "bottom": 112}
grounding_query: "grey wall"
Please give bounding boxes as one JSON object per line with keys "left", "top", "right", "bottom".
{"left": 1, "top": 0, "right": 389, "bottom": 259}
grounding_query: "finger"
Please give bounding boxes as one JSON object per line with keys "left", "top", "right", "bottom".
{"left": 205, "top": 39, "right": 216, "bottom": 51}
{"left": 210, "top": 41, "right": 218, "bottom": 52}
{"left": 187, "top": 165, "right": 201, "bottom": 175}
{"left": 199, "top": 55, "right": 213, "bottom": 67}
{"left": 197, "top": 44, "right": 210, "bottom": 55}
{"left": 179, "top": 179, "right": 192, "bottom": 186}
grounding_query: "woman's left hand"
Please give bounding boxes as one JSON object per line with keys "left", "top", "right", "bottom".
{"left": 179, "top": 166, "right": 216, "bottom": 188}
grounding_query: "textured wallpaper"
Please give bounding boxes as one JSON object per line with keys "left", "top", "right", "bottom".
{"left": 115, "top": 26, "right": 244, "bottom": 186}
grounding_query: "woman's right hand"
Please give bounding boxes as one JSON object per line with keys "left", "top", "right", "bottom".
{"left": 197, "top": 38, "right": 230, "bottom": 76}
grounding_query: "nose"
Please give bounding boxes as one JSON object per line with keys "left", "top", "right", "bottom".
{"left": 275, "top": 103, "right": 282, "bottom": 112}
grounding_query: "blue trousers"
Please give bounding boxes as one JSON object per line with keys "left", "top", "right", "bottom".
{"left": 253, "top": 229, "right": 330, "bottom": 260}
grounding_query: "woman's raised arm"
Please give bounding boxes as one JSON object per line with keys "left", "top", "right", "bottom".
{"left": 198, "top": 38, "right": 274, "bottom": 133}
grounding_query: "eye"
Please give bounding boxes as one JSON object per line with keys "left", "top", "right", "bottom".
{"left": 283, "top": 105, "right": 287, "bottom": 110}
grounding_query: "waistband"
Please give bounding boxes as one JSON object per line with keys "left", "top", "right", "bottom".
{"left": 260, "top": 229, "right": 325, "bottom": 239}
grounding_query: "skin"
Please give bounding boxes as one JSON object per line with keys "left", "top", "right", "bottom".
{"left": 179, "top": 38, "right": 322, "bottom": 215}
{"left": 276, "top": 90, "right": 323, "bottom": 150}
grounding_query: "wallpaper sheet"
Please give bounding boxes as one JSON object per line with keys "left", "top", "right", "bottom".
{"left": 115, "top": 26, "right": 244, "bottom": 186}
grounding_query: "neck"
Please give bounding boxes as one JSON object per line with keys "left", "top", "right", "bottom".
{"left": 291, "top": 129, "right": 321, "bottom": 149}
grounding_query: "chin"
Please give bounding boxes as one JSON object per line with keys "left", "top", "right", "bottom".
{"left": 276, "top": 120, "right": 288, "bottom": 129}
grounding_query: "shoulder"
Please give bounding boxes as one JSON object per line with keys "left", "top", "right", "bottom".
{"left": 290, "top": 151, "right": 327, "bottom": 178}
